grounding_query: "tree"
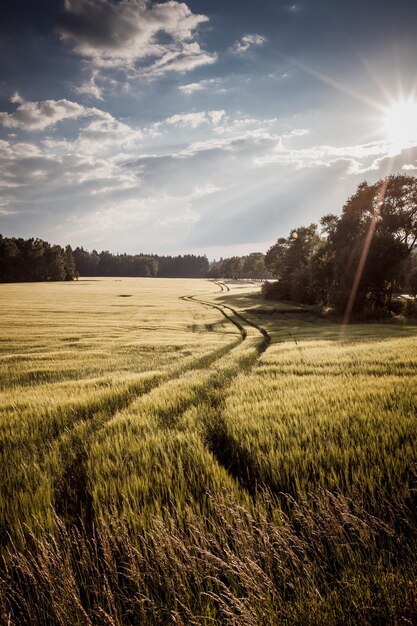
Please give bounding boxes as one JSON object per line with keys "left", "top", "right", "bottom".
{"left": 265, "top": 225, "right": 321, "bottom": 303}
{"left": 64, "top": 245, "right": 77, "bottom": 280}
{"left": 326, "top": 177, "right": 414, "bottom": 315}
{"left": 242, "top": 253, "right": 267, "bottom": 279}
{"left": 263, "top": 175, "right": 417, "bottom": 316}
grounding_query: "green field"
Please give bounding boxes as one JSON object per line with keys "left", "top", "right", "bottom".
{"left": 1, "top": 278, "right": 417, "bottom": 625}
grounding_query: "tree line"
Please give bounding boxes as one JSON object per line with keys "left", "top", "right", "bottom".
{"left": 208, "top": 253, "right": 271, "bottom": 280}
{"left": 0, "top": 235, "right": 272, "bottom": 283}
{"left": 72, "top": 248, "right": 209, "bottom": 278}
{"left": 0, "top": 237, "right": 210, "bottom": 282}
{"left": 263, "top": 174, "right": 417, "bottom": 318}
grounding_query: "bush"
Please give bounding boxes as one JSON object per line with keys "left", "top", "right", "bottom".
{"left": 261, "top": 281, "right": 287, "bottom": 301}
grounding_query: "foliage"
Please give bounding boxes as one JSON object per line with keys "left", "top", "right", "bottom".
{"left": 265, "top": 224, "right": 321, "bottom": 302}
{"left": 265, "top": 175, "right": 417, "bottom": 317}
{"left": 0, "top": 237, "right": 210, "bottom": 282}
{"left": 209, "top": 252, "right": 270, "bottom": 279}
{"left": 73, "top": 247, "right": 209, "bottom": 278}
{"left": 0, "top": 236, "right": 77, "bottom": 282}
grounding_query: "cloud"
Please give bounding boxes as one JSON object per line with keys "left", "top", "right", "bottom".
{"left": 140, "top": 42, "right": 216, "bottom": 78}
{"left": 57, "top": 0, "right": 216, "bottom": 79}
{"left": 213, "top": 116, "right": 278, "bottom": 136}
{"left": 362, "top": 145, "right": 417, "bottom": 176}
{"left": 255, "top": 137, "right": 389, "bottom": 170}
{"left": 166, "top": 127, "right": 279, "bottom": 159}
{"left": 0, "top": 138, "right": 141, "bottom": 203}
{"left": 231, "top": 33, "right": 266, "bottom": 55}
{"left": 208, "top": 110, "right": 226, "bottom": 125}
{"left": 163, "top": 110, "right": 225, "bottom": 129}
{"left": 74, "top": 71, "right": 104, "bottom": 100}
{"left": 192, "top": 183, "right": 224, "bottom": 197}
{"left": 0, "top": 93, "right": 108, "bottom": 131}
{"left": 76, "top": 117, "right": 143, "bottom": 151}
{"left": 4, "top": 100, "right": 412, "bottom": 256}
{"left": 178, "top": 78, "right": 221, "bottom": 95}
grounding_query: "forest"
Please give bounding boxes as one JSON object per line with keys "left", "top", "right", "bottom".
{"left": 0, "top": 238, "right": 209, "bottom": 281}
{"left": 0, "top": 237, "right": 270, "bottom": 282}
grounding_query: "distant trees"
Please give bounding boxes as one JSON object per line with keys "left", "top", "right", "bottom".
{"left": 264, "top": 174, "right": 417, "bottom": 318}
{"left": 0, "top": 236, "right": 77, "bottom": 282}
{"left": 156, "top": 254, "right": 209, "bottom": 278}
{"left": 71, "top": 248, "right": 208, "bottom": 279}
{"left": 72, "top": 247, "right": 99, "bottom": 277}
{"left": 209, "top": 253, "right": 270, "bottom": 280}
{"left": 0, "top": 236, "right": 210, "bottom": 282}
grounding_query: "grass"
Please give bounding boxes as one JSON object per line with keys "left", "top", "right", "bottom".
{"left": 1, "top": 277, "right": 417, "bottom": 624}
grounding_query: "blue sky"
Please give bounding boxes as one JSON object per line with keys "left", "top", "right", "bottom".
{"left": 1, "top": 0, "right": 417, "bottom": 257}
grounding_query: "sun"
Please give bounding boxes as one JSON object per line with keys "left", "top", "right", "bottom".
{"left": 383, "top": 99, "right": 417, "bottom": 150}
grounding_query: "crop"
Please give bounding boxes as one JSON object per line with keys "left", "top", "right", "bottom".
{"left": 1, "top": 278, "right": 417, "bottom": 624}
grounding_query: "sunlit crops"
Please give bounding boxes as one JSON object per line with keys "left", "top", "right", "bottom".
{"left": 1, "top": 277, "right": 417, "bottom": 624}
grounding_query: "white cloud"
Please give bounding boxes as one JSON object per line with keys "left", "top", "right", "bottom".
{"left": 231, "top": 33, "right": 267, "bottom": 55}
{"left": 76, "top": 117, "right": 143, "bottom": 151}
{"left": 256, "top": 137, "right": 389, "bottom": 170}
{"left": 165, "top": 111, "right": 209, "bottom": 128}
{"left": 192, "top": 183, "right": 224, "bottom": 197}
{"left": 0, "top": 137, "right": 141, "bottom": 201}
{"left": 174, "top": 128, "right": 279, "bottom": 158}
{"left": 38, "top": 112, "right": 144, "bottom": 156}
{"left": 402, "top": 163, "right": 417, "bottom": 171}
{"left": 213, "top": 116, "right": 277, "bottom": 136}
{"left": 74, "top": 71, "right": 104, "bottom": 100}
{"left": 178, "top": 78, "right": 220, "bottom": 94}
{"left": 57, "top": 0, "right": 216, "bottom": 80}
{"left": 208, "top": 110, "right": 226, "bottom": 125}
{"left": 159, "top": 110, "right": 226, "bottom": 130}
{"left": 140, "top": 42, "right": 216, "bottom": 78}
{"left": 0, "top": 93, "right": 109, "bottom": 131}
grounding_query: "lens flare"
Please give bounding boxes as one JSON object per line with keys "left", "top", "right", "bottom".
{"left": 383, "top": 99, "right": 417, "bottom": 150}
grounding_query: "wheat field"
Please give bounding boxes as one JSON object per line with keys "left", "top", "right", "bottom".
{"left": 1, "top": 278, "right": 417, "bottom": 625}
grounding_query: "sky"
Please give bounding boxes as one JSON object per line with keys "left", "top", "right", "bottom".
{"left": 1, "top": 0, "right": 417, "bottom": 258}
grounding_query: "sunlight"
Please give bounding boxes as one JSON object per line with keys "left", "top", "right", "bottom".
{"left": 383, "top": 98, "right": 417, "bottom": 150}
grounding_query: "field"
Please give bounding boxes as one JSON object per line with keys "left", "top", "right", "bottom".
{"left": 1, "top": 278, "right": 417, "bottom": 625}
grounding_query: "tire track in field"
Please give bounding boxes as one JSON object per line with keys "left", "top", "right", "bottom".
{"left": 45, "top": 287, "right": 250, "bottom": 530}
{"left": 180, "top": 295, "right": 247, "bottom": 340}
{"left": 60, "top": 282, "right": 270, "bottom": 528}
{"left": 4, "top": 283, "right": 266, "bottom": 541}
{"left": 10, "top": 292, "right": 243, "bottom": 458}
{"left": 214, "top": 279, "right": 301, "bottom": 359}
{"left": 211, "top": 279, "right": 230, "bottom": 292}
{"left": 179, "top": 282, "right": 271, "bottom": 495}
{"left": 182, "top": 295, "right": 270, "bottom": 354}
{"left": 210, "top": 279, "right": 269, "bottom": 351}
{"left": 1, "top": 288, "right": 247, "bottom": 544}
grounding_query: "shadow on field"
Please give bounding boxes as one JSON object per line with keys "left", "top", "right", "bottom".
{"left": 213, "top": 293, "right": 417, "bottom": 343}
{"left": 214, "top": 291, "right": 310, "bottom": 313}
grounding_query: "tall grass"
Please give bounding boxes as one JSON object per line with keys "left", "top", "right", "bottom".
{"left": 215, "top": 332, "right": 417, "bottom": 506}
{"left": 1, "top": 278, "right": 417, "bottom": 624}
{"left": 2, "top": 489, "right": 417, "bottom": 625}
